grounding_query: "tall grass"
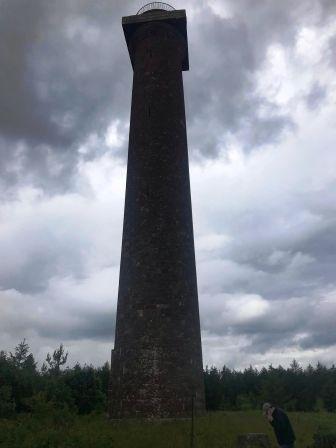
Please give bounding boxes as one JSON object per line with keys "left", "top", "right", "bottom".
{"left": 0, "top": 411, "right": 335, "bottom": 447}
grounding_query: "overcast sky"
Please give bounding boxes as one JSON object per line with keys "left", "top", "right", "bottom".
{"left": 1, "top": 0, "right": 336, "bottom": 370}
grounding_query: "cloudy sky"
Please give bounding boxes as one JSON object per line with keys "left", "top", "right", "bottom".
{"left": 1, "top": 0, "right": 336, "bottom": 370}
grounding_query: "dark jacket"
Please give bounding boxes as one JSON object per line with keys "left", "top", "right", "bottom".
{"left": 270, "top": 407, "right": 296, "bottom": 445}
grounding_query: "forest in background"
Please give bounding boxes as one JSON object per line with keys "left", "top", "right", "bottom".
{"left": 1, "top": 340, "right": 336, "bottom": 419}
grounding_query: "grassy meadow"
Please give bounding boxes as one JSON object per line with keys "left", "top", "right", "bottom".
{"left": 0, "top": 411, "right": 335, "bottom": 448}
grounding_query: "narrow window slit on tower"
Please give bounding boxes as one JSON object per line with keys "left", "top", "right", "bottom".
{"left": 148, "top": 105, "right": 151, "bottom": 117}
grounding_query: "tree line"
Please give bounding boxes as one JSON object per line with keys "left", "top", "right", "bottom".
{"left": 0, "top": 340, "right": 109, "bottom": 418}
{"left": 0, "top": 340, "right": 335, "bottom": 418}
{"left": 204, "top": 361, "right": 336, "bottom": 412}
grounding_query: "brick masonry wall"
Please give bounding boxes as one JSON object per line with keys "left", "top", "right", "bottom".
{"left": 108, "top": 17, "right": 205, "bottom": 419}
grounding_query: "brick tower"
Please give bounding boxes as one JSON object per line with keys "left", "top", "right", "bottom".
{"left": 108, "top": 2, "right": 205, "bottom": 419}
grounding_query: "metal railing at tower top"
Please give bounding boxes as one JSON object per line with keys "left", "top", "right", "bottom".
{"left": 136, "top": 2, "right": 175, "bottom": 15}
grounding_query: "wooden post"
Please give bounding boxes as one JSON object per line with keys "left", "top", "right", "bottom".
{"left": 190, "top": 393, "right": 195, "bottom": 448}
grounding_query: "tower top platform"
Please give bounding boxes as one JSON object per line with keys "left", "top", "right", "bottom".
{"left": 137, "top": 2, "right": 175, "bottom": 15}
{"left": 122, "top": 8, "right": 189, "bottom": 71}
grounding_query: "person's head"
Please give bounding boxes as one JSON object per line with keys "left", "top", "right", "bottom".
{"left": 262, "top": 402, "right": 274, "bottom": 417}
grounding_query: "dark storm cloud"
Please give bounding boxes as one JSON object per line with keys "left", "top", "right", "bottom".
{"left": 200, "top": 289, "right": 336, "bottom": 355}
{"left": 305, "top": 83, "right": 327, "bottom": 110}
{"left": 299, "top": 333, "right": 336, "bottom": 350}
{"left": 202, "top": 210, "right": 336, "bottom": 356}
{"left": 235, "top": 300, "right": 313, "bottom": 354}
{"left": 36, "top": 309, "right": 116, "bottom": 342}
{"left": 1, "top": 0, "right": 336, "bottom": 366}
{"left": 0, "top": 241, "right": 87, "bottom": 295}
{"left": 227, "top": 0, "right": 336, "bottom": 45}
{"left": 0, "top": 0, "right": 131, "bottom": 191}
{"left": 1, "top": 0, "right": 326, "bottom": 191}
{"left": 0, "top": 203, "right": 89, "bottom": 294}
{"left": 0, "top": 189, "right": 124, "bottom": 295}
{"left": 241, "top": 331, "right": 298, "bottom": 355}
{"left": 0, "top": 1, "right": 48, "bottom": 143}
{"left": 319, "top": 0, "right": 336, "bottom": 21}
{"left": 328, "top": 35, "right": 336, "bottom": 69}
{"left": 201, "top": 182, "right": 336, "bottom": 302}
{"left": 197, "top": 136, "right": 336, "bottom": 356}
{"left": 0, "top": 288, "right": 115, "bottom": 343}
{"left": 184, "top": 0, "right": 336, "bottom": 156}
{"left": 185, "top": 10, "right": 293, "bottom": 156}
{"left": 245, "top": 297, "right": 336, "bottom": 354}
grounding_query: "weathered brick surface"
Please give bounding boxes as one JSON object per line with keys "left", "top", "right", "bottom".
{"left": 108, "top": 10, "right": 205, "bottom": 419}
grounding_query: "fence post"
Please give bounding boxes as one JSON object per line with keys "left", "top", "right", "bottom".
{"left": 190, "top": 392, "right": 195, "bottom": 448}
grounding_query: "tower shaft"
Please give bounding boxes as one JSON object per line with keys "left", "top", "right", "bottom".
{"left": 109, "top": 9, "right": 205, "bottom": 419}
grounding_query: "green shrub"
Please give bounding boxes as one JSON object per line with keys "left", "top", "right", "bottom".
{"left": 0, "top": 385, "right": 15, "bottom": 418}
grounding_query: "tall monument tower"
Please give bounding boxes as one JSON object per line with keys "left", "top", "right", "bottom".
{"left": 109, "top": 2, "right": 205, "bottom": 419}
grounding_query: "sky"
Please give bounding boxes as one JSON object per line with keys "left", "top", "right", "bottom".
{"left": 1, "top": 0, "right": 336, "bottom": 370}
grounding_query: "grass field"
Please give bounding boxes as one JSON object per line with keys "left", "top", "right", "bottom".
{"left": 0, "top": 411, "right": 335, "bottom": 447}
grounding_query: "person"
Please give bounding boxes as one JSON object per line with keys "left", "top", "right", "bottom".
{"left": 262, "top": 402, "right": 296, "bottom": 448}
